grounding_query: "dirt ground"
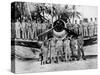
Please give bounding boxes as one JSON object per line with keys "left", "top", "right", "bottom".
{"left": 13, "top": 44, "right": 98, "bottom": 73}
{"left": 14, "top": 57, "right": 97, "bottom": 73}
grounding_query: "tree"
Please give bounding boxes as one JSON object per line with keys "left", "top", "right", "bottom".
{"left": 69, "top": 5, "right": 81, "bottom": 23}
{"left": 51, "top": 4, "right": 73, "bottom": 23}
{"left": 11, "top": 2, "right": 27, "bottom": 22}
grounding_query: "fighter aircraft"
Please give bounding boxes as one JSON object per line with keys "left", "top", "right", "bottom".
{"left": 37, "top": 19, "right": 79, "bottom": 64}
{"left": 37, "top": 19, "right": 78, "bottom": 41}
{"left": 12, "top": 19, "right": 78, "bottom": 60}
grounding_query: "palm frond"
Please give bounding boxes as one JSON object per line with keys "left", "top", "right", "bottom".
{"left": 76, "top": 14, "right": 81, "bottom": 19}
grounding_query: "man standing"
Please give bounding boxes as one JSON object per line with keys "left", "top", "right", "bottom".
{"left": 42, "top": 22, "right": 47, "bottom": 40}
{"left": 77, "top": 35, "right": 86, "bottom": 60}
{"left": 56, "top": 39, "right": 63, "bottom": 62}
{"left": 37, "top": 21, "right": 42, "bottom": 40}
{"left": 49, "top": 38, "right": 56, "bottom": 63}
{"left": 21, "top": 19, "right": 26, "bottom": 39}
{"left": 25, "top": 20, "right": 29, "bottom": 40}
{"left": 28, "top": 20, "right": 32, "bottom": 40}
{"left": 94, "top": 18, "right": 97, "bottom": 35}
{"left": 83, "top": 21, "right": 88, "bottom": 37}
{"left": 63, "top": 37, "right": 71, "bottom": 61}
{"left": 74, "top": 20, "right": 79, "bottom": 34}
{"left": 15, "top": 19, "right": 21, "bottom": 39}
{"left": 79, "top": 20, "right": 84, "bottom": 37}
{"left": 70, "top": 36, "right": 79, "bottom": 60}
{"left": 89, "top": 18, "right": 94, "bottom": 37}
{"left": 32, "top": 21, "right": 37, "bottom": 40}
{"left": 41, "top": 40, "right": 48, "bottom": 65}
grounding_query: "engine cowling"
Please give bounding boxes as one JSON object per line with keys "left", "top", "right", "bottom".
{"left": 53, "top": 19, "right": 67, "bottom": 40}
{"left": 53, "top": 19, "right": 65, "bottom": 32}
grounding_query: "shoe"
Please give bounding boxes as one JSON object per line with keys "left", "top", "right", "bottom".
{"left": 82, "top": 57, "right": 86, "bottom": 60}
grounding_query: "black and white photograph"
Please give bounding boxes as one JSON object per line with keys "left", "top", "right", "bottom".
{"left": 11, "top": 2, "right": 98, "bottom": 73}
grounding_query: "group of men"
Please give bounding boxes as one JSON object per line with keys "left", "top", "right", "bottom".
{"left": 14, "top": 17, "right": 97, "bottom": 41}
{"left": 40, "top": 35, "right": 86, "bottom": 65}
{"left": 14, "top": 19, "right": 48, "bottom": 41}
{"left": 83, "top": 18, "right": 97, "bottom": 37}
{"left": 68, "top": 18, "right": 97, "bottom": 38}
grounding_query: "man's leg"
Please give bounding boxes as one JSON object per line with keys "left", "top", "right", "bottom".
{"left": 65, "top": 49, "right": 67, "bottom": 62}
{"left": 16, "top": 29, "right": 18, "bottom": 39}
{"left": 22, "top": 29, "right": 24, "bottom": 39}
{"left": 68, "top": 47, "right": 71, "bottom": 61}
{"left": 77, "top": 48, "right": 81, "bottom": 60}
{"left": 80, "top": 47, "right": 86, "bottom": 60}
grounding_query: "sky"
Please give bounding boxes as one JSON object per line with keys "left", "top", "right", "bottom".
{"left": 77, "top": 5, "right": 98, "bottom": 21}
{"left": 56, "top": 4, "right": 98, "bottom": 22}
{"left": 25, "top": 2, "right": 98, "bottom": 22}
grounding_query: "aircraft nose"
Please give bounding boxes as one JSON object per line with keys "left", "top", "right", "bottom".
{"left": 53, "top": 19, "right": 65, "bottom": 32}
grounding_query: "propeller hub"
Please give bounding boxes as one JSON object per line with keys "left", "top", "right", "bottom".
{"left": 53, "top": 19, "right": 65, "bottom": 32}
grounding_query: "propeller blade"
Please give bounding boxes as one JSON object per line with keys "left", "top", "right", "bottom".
{"left": 38, "top": 28, "right": 52, "bottom": 37}
{"left": 64, "top": 28, "right": 78, "bottom": 37}
{"left": 37, "top": 24, "right": 58, "bottom": 37}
